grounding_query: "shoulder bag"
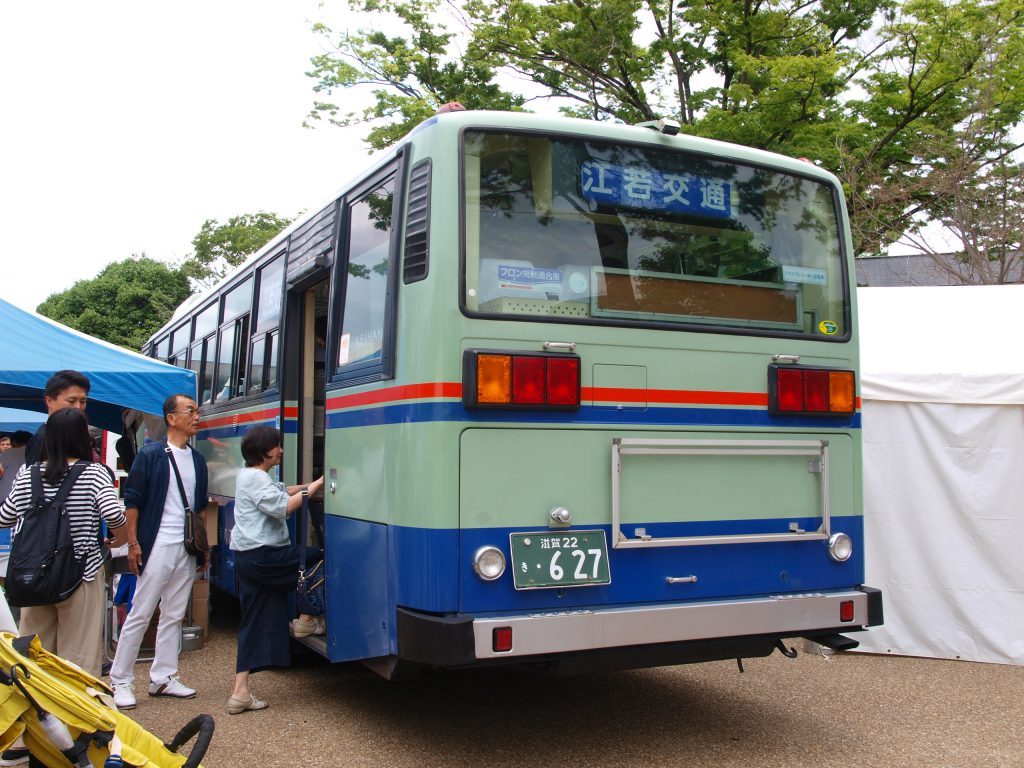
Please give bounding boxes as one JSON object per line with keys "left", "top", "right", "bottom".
{"left": 166, "top": 447, "right": 209, "bottom": 558}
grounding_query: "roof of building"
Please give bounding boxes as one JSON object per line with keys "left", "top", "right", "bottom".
{"left": 856, "top": 253, "right": 1024, "bottom": 286}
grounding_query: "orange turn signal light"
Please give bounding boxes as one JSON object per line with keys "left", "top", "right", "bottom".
{"left": 476, "top": 354, "right": 512, "bottom": 404}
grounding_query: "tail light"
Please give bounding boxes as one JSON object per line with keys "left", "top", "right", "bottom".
{"left": 768, "top": 364, "right": 856, "bottom": 417}
{"left": 840, "top": 600, "right": 855, "bottom": 622}
{"left": 464, "top": 350, "right": 581, "bottom": 410}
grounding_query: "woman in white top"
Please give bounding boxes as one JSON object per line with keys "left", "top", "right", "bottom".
{"left": 0, "top": 408, "right": 127, "bottom": 677}
{"left": 227, "top": 425, "right": 324, "bottom": 714}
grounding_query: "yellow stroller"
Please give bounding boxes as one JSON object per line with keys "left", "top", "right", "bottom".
{"left": 0, "top": 633, "right": 213, "bottom": 767}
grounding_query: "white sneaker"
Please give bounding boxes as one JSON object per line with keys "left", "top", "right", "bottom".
{"left": 148, "top": 676, "right": 196, "bottom": 699}
{"left": 111, "top": 682, "right": 137, "bottom": 710}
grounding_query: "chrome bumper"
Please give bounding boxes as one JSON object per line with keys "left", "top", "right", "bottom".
{"left": 473, "top": 590, "right": 871, "bottom": 659}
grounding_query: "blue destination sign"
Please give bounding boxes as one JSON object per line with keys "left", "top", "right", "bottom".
{"left": 580, "top": 160, "right": 732, "bottom": 219}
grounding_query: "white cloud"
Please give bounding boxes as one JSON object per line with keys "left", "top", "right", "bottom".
{"left": 0, "top": 0, "right": 377, "bottom": 313}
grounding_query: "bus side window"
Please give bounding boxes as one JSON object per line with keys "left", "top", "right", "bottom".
{"left": 248, "top": 255, "right": 284, "bottom": 393}
{"left": 335, "top": 176, "right": 395, "bottom": 377}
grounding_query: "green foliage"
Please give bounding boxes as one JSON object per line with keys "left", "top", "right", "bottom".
{"left": 305, "top": 1, "right": 524, "bottom": 149}
{"left": 36, "top": 257, "right": 191, "bottom": 350}
{"left": 307, "top": 0, "right": 1024, "bottom": 264}
{"left": 181, "top": 211, "right": 293, "bottom": 287}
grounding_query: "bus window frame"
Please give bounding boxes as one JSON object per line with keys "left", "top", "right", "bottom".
{"left": 328, "top": 150, "right": 407, "bottom": 387}
{"left": 246, "top": 252, "right": 286, "bottom": 397}
{"left": 456, "top": 126, "right": 855, "bottom": 343}
{"left": 211, "top": 312, "right": 250, "bottom": 403}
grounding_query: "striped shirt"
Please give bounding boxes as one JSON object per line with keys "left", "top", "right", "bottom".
{"left": 0, "top": 462, "right": 127, "bottom": 581}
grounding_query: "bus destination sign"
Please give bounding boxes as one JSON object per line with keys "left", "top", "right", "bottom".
{"left": 580, "top": 159, "right": 733, "bottom": 219}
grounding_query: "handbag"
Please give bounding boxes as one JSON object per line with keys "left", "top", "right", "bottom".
{"left": 166, "top": 447, "right": 209, "bottom": 557}
{"left": 296, "top": 492, "right": 325, "bottom": 616}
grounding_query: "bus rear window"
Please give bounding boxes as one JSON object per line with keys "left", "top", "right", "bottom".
{"left": 463, "top": 131, "right": 848, "bottom": 337}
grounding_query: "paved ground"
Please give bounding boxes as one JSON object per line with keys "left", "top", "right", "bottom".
{"left": 124, "top": 597, "right": 1024, "bottom": 768}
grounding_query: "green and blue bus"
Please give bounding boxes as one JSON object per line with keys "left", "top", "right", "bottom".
{"left": 145, "top": 110, "right": 882, "bottom": 678}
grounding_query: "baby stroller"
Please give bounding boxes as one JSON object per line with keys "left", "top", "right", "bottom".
{"left": 0, "top": 632, "right": 213, "bottom": 767}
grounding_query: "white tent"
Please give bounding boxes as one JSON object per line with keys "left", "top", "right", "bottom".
{"left": 856, "top": 285, "right": 1024, "bottom": 664}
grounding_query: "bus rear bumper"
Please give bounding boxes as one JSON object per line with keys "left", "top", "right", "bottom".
{"left": 396, "top": 587, "right": 882, "bottom": 667}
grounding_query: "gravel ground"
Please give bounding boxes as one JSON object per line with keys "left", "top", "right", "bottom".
{"left": 122, "top": 596, "right": 1024, "bottom": 768}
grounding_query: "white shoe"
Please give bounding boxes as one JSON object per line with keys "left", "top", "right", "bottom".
{"left": 291, "top": 616, "right": 325, "bottom": 638}
{"left": 148, "top": 676, "right": 196, "bottom": 699}
{"left": 111, "top": 682, "right": 137, "bottom": 710}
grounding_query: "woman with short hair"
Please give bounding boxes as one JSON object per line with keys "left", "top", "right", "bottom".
{"left": 0, "top": 408, "right": 127, "bottom": 677}
{"left": 228, "top": 425, "right": 324, "bottom": 714}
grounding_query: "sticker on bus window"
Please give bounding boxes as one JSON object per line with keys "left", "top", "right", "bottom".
{"left": 338, "top": 333, "right": 351, "bottom": 364}
{"left": 782, "top": 266, "right": 827, "bottom": 285}
{"left": 497, "top": 264, "right": 561, "bottom": 289}
{"left": 819, "top": 320, "right": 839, "bottom": 335}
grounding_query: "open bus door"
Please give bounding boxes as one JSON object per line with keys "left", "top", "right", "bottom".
{"left": 284, "top": 278, "right": 329, "bottom": 652}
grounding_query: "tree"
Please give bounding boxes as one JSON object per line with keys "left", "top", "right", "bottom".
{"left": 36, "top": 257, "right": 191, "bottom": 350}
{"left": 180, "top": 211, "right": 293, "bottom": 288}
{"left": 306, "top": 0, "right": 1024, "bottom": 268}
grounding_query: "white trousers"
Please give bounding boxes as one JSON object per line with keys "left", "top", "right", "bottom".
{"left": 109, "top": 542, "right": 195, "bottom": 686}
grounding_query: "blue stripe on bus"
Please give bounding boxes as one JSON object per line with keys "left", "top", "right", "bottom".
{"left": 324, "top": 402, "right": 860, "bottom": 430}
{"left": 320, "top": 514, "right": 865, "bottom": 659}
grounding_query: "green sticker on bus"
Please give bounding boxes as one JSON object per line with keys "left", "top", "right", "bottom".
{"left": 819, "top": 320, "right": 839, "bottom": 335}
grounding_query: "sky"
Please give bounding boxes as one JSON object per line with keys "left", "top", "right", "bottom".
{"left": 0, "top": 1, "right": 379, "bottom": 313}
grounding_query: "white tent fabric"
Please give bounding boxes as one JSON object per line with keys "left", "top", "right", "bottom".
{"left": 856, "top": 285, "right": 1024, "bottom": 665}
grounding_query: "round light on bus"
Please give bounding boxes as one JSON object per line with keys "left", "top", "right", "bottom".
{"left": 473, "top": 546, "right": 506, "bottom": 581}
{"left": 827, "top": 532, "right": 853, "bottom": 562}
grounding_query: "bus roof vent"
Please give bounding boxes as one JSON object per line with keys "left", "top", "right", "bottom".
{"left": 636, "top": 117, "right": 681, "bottom": 135}
{"left": 404, "top": 159, "right": 432, "bottom": 284}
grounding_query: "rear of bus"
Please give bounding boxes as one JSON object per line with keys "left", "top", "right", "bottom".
{"left": 398, "top": 113, "right": 881, "bottom": 672}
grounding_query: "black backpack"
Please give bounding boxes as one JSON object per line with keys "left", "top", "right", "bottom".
{"left": 6, "top": 462, "right": 89, "bottom": 607}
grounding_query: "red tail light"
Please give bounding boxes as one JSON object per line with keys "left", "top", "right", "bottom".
{"left": 546, "top": 357, "right": 581, "bottom": 406}
{"left": 512, "top": 355, "right": 546, "bottom": 404}
{"left": 840, "top": 600, "right": 855, "bottom": 622}
{"left": 464, "top": 350, "right": 581, "bottom": 410}
{"left": 493, "top": 626, "right": 513, "bottom": 652}
{"left": 769, "top": 364, "right": 856, "bottom": 417}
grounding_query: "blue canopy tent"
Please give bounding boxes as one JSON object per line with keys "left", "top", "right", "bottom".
{"left": 0, "top": 298, "right": 195, "bottom": 432}
{"left": 0, "top": 408, "right": 46, "bottom": 435}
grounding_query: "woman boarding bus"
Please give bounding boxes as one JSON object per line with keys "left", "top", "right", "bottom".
{"left": 145, "top": 110, "right": 881, "bottom": 678}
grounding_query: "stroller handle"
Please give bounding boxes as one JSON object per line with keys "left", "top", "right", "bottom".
{"left": 163, "top": 713, "right": 215, "bottom": 768}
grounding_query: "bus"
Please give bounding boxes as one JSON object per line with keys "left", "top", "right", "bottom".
{"left": 145, "top": 110, "right": 882, "bottom": 678}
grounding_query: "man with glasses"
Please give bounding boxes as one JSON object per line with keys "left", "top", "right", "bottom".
{"left": 109, "top": 393, "right": 208, "bottom": 710}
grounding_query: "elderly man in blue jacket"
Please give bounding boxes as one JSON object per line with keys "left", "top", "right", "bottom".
{"left": 109, "top": 393, "right": 208, "bottom": 711}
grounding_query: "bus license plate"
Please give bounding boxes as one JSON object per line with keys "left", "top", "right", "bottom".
{"left": 509, "top": 530, "right": 611, "bottom": 590}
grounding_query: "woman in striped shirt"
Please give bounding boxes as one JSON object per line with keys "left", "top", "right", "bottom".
{"left": 0, "top": 408, "right": 127, "bottom": 677}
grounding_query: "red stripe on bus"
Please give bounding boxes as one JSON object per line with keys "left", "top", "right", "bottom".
{"left": 326, "top": 383, "right": 463, "bottom": 410}
{"left": 201, "top": 384, "right": 858, "bottom": 416}
{"left": 200, "top": 407, "right": 283, "bottom": 429}
{"left": 324, "top": 382, "right": 775, "bottom": 410}
{"left": 585, "top": 387, "right": 768, "bottom": 407}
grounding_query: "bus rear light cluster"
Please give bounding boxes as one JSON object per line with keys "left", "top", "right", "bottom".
{"left": 768, "top": 364, "right": 855, "bottom": 417}
{"left": 463, "top": 350, "right": 581, "bottom": 410}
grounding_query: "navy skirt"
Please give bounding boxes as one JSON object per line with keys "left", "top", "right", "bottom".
{"left": 233, "top": 544, "right": 322, "bottom": 674}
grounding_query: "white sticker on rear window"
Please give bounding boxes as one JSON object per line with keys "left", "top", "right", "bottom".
{"left": 782, "top": 266, "right": 827, "bottom": 285}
